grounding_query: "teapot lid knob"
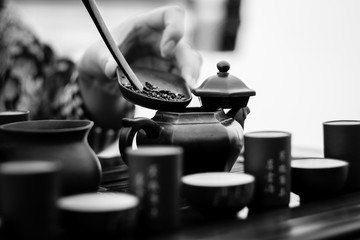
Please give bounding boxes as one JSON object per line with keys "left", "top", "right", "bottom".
{"left": 217, "top": 61, "right": 230, "bottom": 77}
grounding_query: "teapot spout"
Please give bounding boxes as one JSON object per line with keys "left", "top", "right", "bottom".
{"left": 227, "top": 107, "right": 250, "bottom": 129}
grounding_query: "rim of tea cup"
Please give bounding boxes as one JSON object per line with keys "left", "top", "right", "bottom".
{"left": 57, "top": 192, "right": 139, "bottom": 212}
{"left": 291, "top": 158, "right": 348, "bottom": 169}
{"left": 245, "top": 131, "right": 291, "bottom": 138}
{"left": 182, "top": 172, "right": 255, "bottom": 187}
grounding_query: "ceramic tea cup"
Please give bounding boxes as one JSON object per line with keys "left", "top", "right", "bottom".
{"left": 244, "top": 131, "right": 291, "bottom": 210}
{"left": 0, "top": 110, "right": 29, "bottom": 125}
{"left": 0, "top": 160, "right": 61, "bottom": 239}
{"left": 181, "top": 172, "right": 255, "bottom": 218}
{"left": 291, "top": 158, "right": 349, "bottom": 202}
{"left": 126, "top": 146, "right": 183, "bottom": 233}
{"left": 323, "top": 120, "right": 360, "bottom": 192}
{"left": 57, "top": 192, "right": 139, "bottom": 238}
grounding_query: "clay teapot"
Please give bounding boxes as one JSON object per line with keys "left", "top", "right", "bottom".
{"left": 119, "top": 61, "right": 255, "bottom": 175}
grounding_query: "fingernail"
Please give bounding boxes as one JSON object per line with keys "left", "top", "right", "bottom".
{"left": 162, "top": 40, "right": 176, "bottom": 58}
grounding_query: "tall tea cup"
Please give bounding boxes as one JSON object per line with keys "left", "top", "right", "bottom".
{"left": 323, "top": 120, "right": 360, "bottom": 192}
{"left": 244, "top": 131, "right": 292, "bottom": 210}
{"left": 126, "top": 146, "right": 183, "bottom": 234}
{"left": 0, "top": 160, "right": 61, "bottom": 239}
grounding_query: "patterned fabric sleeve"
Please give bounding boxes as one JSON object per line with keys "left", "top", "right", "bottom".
{"left": 0, "top": 5, "right": 83, "bottom": 120}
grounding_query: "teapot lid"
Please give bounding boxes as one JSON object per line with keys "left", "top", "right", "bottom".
{"left": 192, "top": 61, "right": 255, "bottom": 109}
{"left": 192, "top": 61, "right": 256, "bottom": 98}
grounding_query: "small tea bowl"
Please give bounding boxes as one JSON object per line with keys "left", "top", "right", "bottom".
{"left": 57, "top": 192, "right": 139, "bottom": 238}
{"left": 0, "top": 110, "right": 29, "bottom": 125}
{"left": 291, "top": 158, "right": 349, "bottom": 202}
{"left": 181, "top": 172, "right": 255, "bottom": 218}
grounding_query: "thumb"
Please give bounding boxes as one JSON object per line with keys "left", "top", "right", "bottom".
{"left": 161, "top": 39, "right": 178, "bottom": 59}
{"left": 104, "top": 58, "right": 118, "bottom": 80}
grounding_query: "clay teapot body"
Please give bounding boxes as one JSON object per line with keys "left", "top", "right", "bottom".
{"left": 119, "top": 61, "right": 255, "bottom": 175}
{"left": 119, "top": 107, "right": 248, "bottom": 175}
{"left": 0, "top": 120, "right": 101, "bottom": 196}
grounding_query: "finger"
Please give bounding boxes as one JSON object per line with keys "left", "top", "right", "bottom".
{"left": 104, "top": 57, "right": 118, "bottom": 80}
{"left": 78, "top": 41, "right": 110, "bottom": 79}
{"left": 174, "top": 41, "right": 202, "bottom": 88}
{"left": 78, "top": 39, "right": 119, "bottom": 81}
{"left": 138, "top": 6, "right": 185, "bottom": 58}
{"left": 160, "top": 7, "right": 185, "bottom": 58}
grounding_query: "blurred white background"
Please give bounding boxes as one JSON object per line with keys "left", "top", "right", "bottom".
{"left": 12, "top": 0, "right": 360, "bottom": 156}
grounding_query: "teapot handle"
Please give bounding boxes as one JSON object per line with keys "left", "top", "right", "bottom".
{"left": 227, "top": 106, "right": 250, "bottom": 129}
{"left": 119, "top": 117, "right": 162, "bottom": 164}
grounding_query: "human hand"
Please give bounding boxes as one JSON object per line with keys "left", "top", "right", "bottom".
{"left": 78, "top": 6, "right": 202, "bottom": 88}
